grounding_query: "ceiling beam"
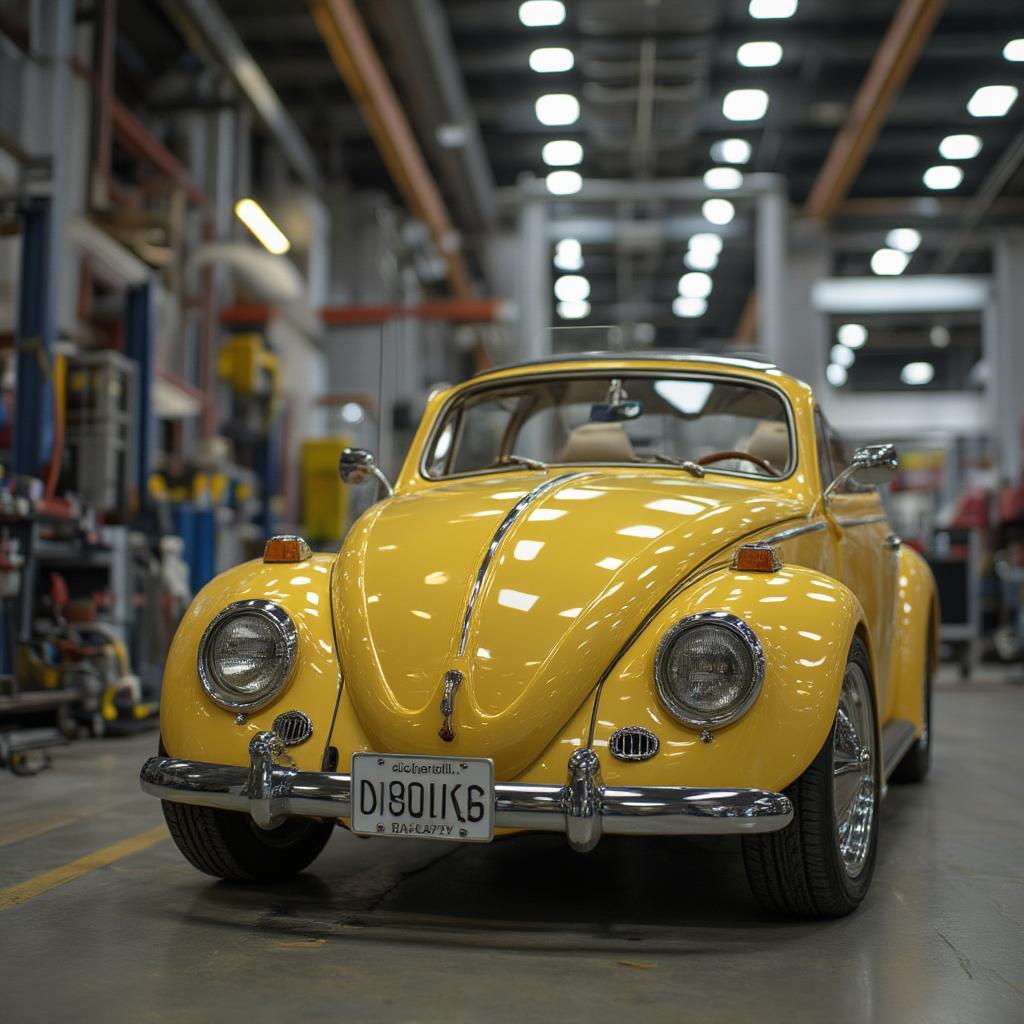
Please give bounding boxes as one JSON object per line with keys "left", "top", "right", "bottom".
{"left": 736, "top": 0, "right": 946, "bottom": 342}
{"left": 803, "top": 0, "right": 947, "bottom": 218}
{"left": 370, "top": 0, "right": 497, "bottom": 235}
{"left": 306, "top": 0, "right": 472, "bottom": 298}
{"left": 166, "top": 0, "right": 324, "bottom": 193}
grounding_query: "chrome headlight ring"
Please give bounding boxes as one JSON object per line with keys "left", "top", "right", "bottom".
{"left": 654, "top": 611, "right": 766, "bottom": 729}
{"left": 197, "top": 600, "right": 298, "bottom": 712}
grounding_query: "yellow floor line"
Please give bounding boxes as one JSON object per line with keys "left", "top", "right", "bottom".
{"left": 0, "top": 824, "right": 168, "bottom": 912}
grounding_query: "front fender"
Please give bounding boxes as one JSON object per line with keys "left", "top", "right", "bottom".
{"left": 159, "top": 553, "right": 341, "bottom": 772}
{"left": 590, "top": 564, "right": 868, "bottom": 792}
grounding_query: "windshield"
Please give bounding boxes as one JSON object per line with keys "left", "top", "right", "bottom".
{"left": 424, "top": 373, "right": 793, "bottom": 479}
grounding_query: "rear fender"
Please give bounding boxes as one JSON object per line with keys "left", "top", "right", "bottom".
{"left": 159, "top": 554, "right": 342, "bottom": 771}
{"left": 590, "top": 564, "right": 870, "bottom": 792}
{"left": 887, "top": 545, "right": 938, "bottom": 734}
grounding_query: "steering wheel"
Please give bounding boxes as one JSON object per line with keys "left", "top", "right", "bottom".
{"left": 697, "top": 450, "right": 779, "bottom": 476}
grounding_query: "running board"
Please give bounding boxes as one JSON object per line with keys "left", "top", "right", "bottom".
{"left": 881, "top": 718, "right": 917, "bottom": 781}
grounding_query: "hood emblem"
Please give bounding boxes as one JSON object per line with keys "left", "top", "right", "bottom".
{"left": 438, "top": 670, "right": 464, "bottom": 742}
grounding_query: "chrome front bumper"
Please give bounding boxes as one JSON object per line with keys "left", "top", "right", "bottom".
{"left": 140, "top": 732, "right": 793, "bottom": 853}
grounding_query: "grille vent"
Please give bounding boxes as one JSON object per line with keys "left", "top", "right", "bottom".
{"left": 273, "top": 710, "right": 314, "bottom": 747}
{"left": 609, "top": 726, "right": 660, "bottom": 762}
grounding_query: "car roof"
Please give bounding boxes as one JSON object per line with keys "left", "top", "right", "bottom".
{"left": 473, "top": 350, "right": 778, "bottom": 377}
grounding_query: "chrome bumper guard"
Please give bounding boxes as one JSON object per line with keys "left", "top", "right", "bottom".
{"left": 140, "top": 732, "right": 793, "bottom": 853}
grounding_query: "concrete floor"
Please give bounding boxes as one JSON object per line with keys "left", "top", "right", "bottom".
{"left": 1, "top": 681, "right": 1022, "bottom": 1024}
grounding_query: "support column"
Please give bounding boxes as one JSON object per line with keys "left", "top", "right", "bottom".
{"left": 778, "top": 226, "right": 830, "bottom": 387}
{"left": 125, "top": 280, "right": 155, "bottom": 507}
{"left": 755, "top": 181, "right": 788, "bottom": 365}
{"left": 517, "top": 191, "right": 551, "bottom": 360}
{"left": 986, "top": 230, "right": 1024, "bottom": 483}
{"left": 12, "top": 199, "right": 53, "bottom": 478}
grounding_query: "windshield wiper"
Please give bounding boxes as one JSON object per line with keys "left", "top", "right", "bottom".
{"left": 501, "top": 454, "right": 549, "bottom": 471}
{"left": 644, "top": 453, "right": 705, "bottom": 477}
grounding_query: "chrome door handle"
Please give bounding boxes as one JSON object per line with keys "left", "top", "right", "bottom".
{"left": 885, "top": 533, "right": 902, "bottom": 551}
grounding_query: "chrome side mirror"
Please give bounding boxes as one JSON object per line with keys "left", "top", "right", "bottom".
{"left": 849, "top": 443, "right": 899, "bottom": 486}
{"left": 823, "top": 443, "right": 898, "bottom": 506}
{"left": 339, "top": 448, "right": 393, "bottom": 497}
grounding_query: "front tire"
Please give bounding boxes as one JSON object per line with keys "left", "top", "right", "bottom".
{"left": 162, "top": 801, "right": 334, "bottom": 882}
{"left": 742, "top": 637, "right": 879, "bottom": 918}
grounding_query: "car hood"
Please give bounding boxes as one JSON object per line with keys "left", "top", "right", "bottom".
{"left": 333, "top": 470, "right": 802, "bottom": 777}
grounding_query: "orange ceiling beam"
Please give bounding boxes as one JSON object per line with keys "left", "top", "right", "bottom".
{"left": 306, "top": 0, "right": 472, "bottom": 299}
{"left": 803, "top": 0, "right": 947, "bottom": 218}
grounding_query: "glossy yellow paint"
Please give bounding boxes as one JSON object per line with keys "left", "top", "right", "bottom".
{"left": 160, "top": 553, "right": 340, "bottom": 772}
{"left": 162, "top": 354, "right": 935, "bottom": 805}
{"left": 590, "top": 564, "right": 866, "bottom": 791}
{"left": 332, "top": 470, "right": 806, "bottom": 779}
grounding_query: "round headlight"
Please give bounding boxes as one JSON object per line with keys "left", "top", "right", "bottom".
{"left": 197, "top": 601, "right": 298, "bottom": 712}
{"left": 654, "top": 612, "right": 765, "bottom": 728}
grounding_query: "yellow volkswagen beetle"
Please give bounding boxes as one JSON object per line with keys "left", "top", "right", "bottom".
{"left": 142, "top": 352, "right": 936, "bottom": 918}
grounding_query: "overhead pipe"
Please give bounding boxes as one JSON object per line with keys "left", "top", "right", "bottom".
{"left": 306, "top": 0, "right": 473, "bottom": 300}
{"left": 736, "top": 0, "right": 946, "bottom": 341}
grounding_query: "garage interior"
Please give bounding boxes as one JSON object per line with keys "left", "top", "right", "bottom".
{"left": 1, "top": 0, "right": 1023, "bottom": 1020}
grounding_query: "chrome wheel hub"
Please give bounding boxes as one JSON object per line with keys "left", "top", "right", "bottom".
{"left": 832, "top": 662, "right": 876, "bottom": 878}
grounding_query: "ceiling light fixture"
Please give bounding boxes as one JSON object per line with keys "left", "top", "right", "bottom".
{"left": 723, "top": 88, "right": 770, "bottom": 121}
{"left": 886, "top": 227, "right": 921, "bottom": 253}
{"left": 519, "top": 1, "right": 565, "bottom": 27}
{"left": 703, "top": 166, "right": 744, "bottom": 190}
{"left": 938, "top": 134, "right": 982, "bottom": 160}
{"left": 710, "top": 138, "right": 752, "bottom": 164}
{"left": 542, "top": 139, "right": 583, "bottom": 166}
{"left": 529, "top": 47, "right": 574, "bottom": 73}
{"left": 672, "top": 296, "right": 707, "bottom": 318}
{"left": 1004, "top": 39, "right": 1024, "bottom": 62}
{"left": 748, "top": 0, "right": 797, "bottom": 18}
{"left": 545, "top": 169, "right": 582, "bottom": 194}
{"left": 557, "top": 300, "right": 590, "bottom": 320}
{"left": 736, "top": 41, "right": 783, "bottom": 67}
{"left": 830, "top": 344, "right": 855, "bottom": 368}
{"left": 678, "top": 271, "right": 713, "bottom": 299}
{"left": 554, "top": 238, "right": 582, "bottom": 272}
{"left": 702, "top": 198, "right": 735, "bottom": 225}
{"left": 923, "top": 164, "right": 964, "bottom": 190}
{"left": 825, "top": 363, "right": 848, "bottom": 387}
{"left": 688, "top": 232, "right": 724, "bottom": 255}
{"left": 901, "top": 361, "right": 935, "bottom": 386}
{"left": 234, "top": 198, "right": 291, "bottom": 255}
{"left": 836, "top": 323, "right": 867, "bottom": 349}
{"left": 871, "top": 248, "right": 909, "bottom": 275}
{"left": 930, "top": 325, "right": 951, "bottom": 349}
{"left": 685, "top": 248, "right": 719, "bottom": 271}
{"left": 535, "top": 93, "right": 580, "bottom": 126}
{"left": 554, "top": 274, "right": 590, "bottom": 302}
{"left": 967, "top": 85, "right": 1018, "bottom": 117}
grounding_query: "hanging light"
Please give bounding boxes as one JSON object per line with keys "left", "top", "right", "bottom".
{"left": 542, "top": 139, "right": 583, "bottom": 166}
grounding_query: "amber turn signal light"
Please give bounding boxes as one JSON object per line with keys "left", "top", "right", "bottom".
{"left": 263, "top": 535, "right": 312, "bottom": 563}
{"left": 732, "top": 543, "right": 781, "bottom": 573}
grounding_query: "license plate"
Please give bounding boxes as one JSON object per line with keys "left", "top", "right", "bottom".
{"left": 350, "top": 753, "right": 495, "bottom": 842}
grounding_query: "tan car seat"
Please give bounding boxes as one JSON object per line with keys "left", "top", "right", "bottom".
{"left": 737, "top": 420, "right": 789, "bottom": 472}
{"left": 557, "top": 422, "right": 637, "bottom": 463}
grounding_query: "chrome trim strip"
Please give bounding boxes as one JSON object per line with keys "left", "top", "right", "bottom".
{"left": 881, "top": 718, "right": 917, "bottom": 781}
{"left": 140, "top": 742, "right": 793, "bottom": 850}
{"left": 654, "top": 611, "right": 766, "bottom": 729}
{"left": 760, "top": 519, "right": 827, "bottom": 544}
{"left": 457, "top": 471, "right": 588, "bottom": 656}
{"left": 835, "top": 514, "right": 888, "bottom": 529}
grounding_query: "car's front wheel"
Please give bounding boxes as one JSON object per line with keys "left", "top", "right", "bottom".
{"left": 742, "top": 636, "right": 879, "bottom": 918}
{"left": 162, "top": 801, "right": 334, "bottom": 882}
